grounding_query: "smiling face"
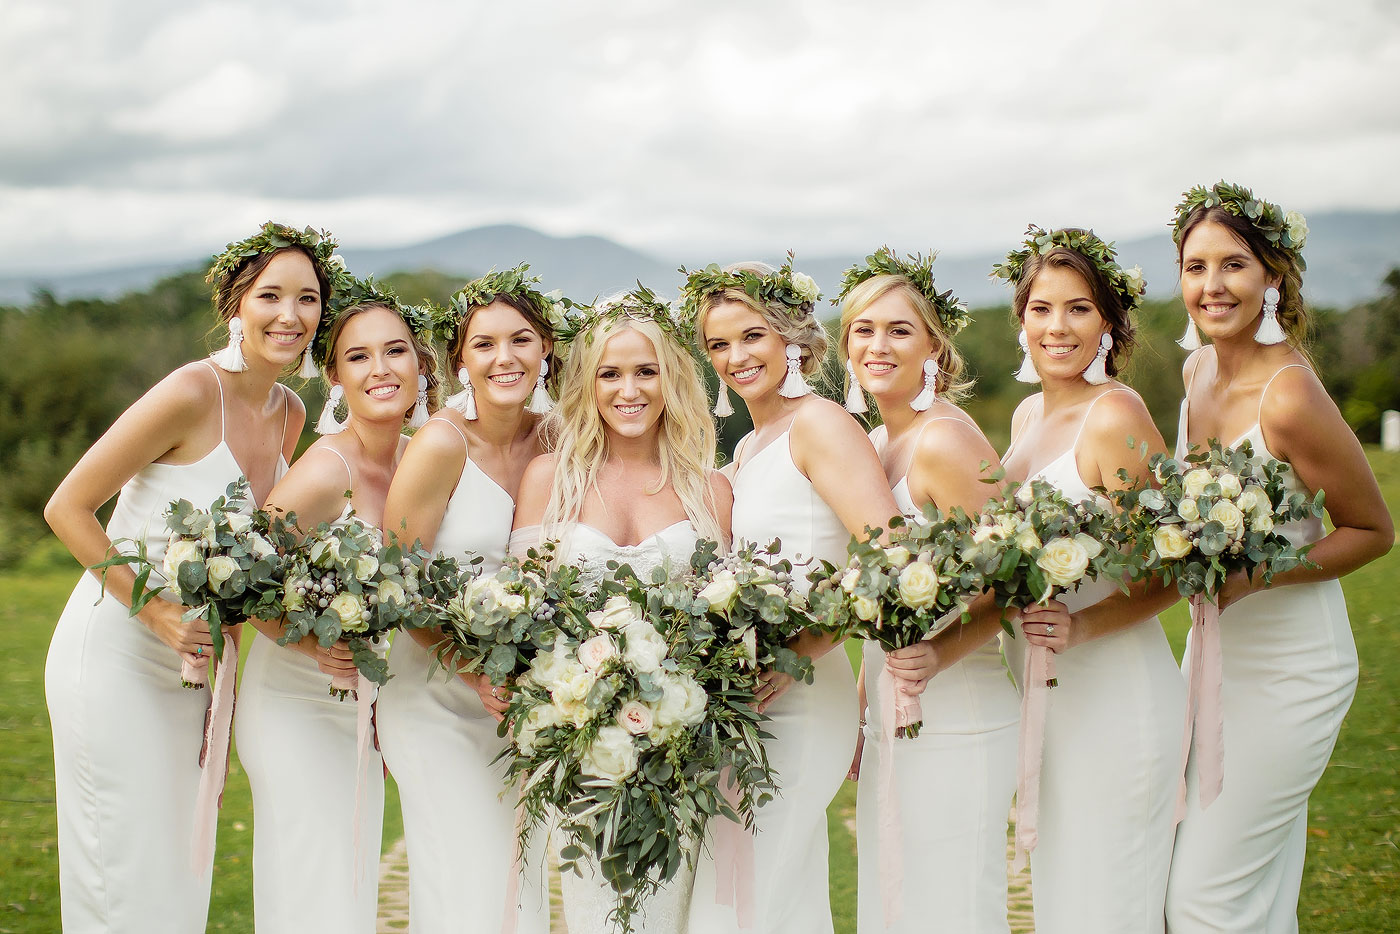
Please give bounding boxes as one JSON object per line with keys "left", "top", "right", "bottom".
{"left": 594, "top": 326, "right": 664, "bottom": 442}
{"left": 701, "top": 299, "right": 790, "bottom": 404}
{"left": 1020, "top": 264, "right": 1110, "bottom": 384}
{"left": 1180, "top": 221, "right": 1282, "bottom": 343}
{"left": 845, "top": 289, "right": 936, "bottom": 406}
{"left": 234, "top": 250, "right": 323, "bottom": 369}
{"left": 458, "top": 300, "right": 550, "bottom": 413}
{"left": 327, "top": 306, "right": 423, "bottom": 424}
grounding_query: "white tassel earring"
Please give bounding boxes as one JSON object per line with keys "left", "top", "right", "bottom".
{"left": 1254, "top": 287, "right": 1287, "bottom": 345}
{"left": 409, "top": 375, "right": 429, "bottom": 428}
{"left": 712, "top": 381, "right": 735, "bottom": 417}
{"left": 778, "top": 344, "right": 812, "bottom": 399}
{"left": 1014, "top": 330, "right": 1040, "bottom": 384}
{"left": 1177, "top": 317, "right": 1203, "bottom": 351}
{"left": 298, "top": 345, "right": 319, "bottom": 378}
{"left": 212, "top": 317, "right": 248, "bottom": 372}
{"left": 526, "top": 358, "right": 554, "bottom": 415}
{"left": 910, "top": 359, "right": 939, "bottom": 412}
{"left": 448, "top": 368, "right": 478, "bottom": 420}
{"left": 1082, "top": 333, "right": 1113, "bottom": 385}
{"left": 843, "top": 360, "right": 867, "bottom": 414}
{"left": 315, "top": 385, "right": 347, "bottom": 434}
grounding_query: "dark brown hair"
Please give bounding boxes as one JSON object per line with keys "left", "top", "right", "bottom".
{"left": 323, "top": 303, "right": 442, "bottom": 418}
{"left": 212, "top": 245, "right": 331, "bottom": 325}
{"left": 1012, "top": 244, "right": 1136, "bottom": 377}
{"left": 446, "top": 292, "right": 558, "bottom": 395}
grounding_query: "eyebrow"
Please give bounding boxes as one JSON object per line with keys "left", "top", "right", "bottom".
{"left": 1027, "top": 296, "right": 1094, "bottom": 305}
{"left": 1183, "top": 251, "right": 1253, "bottom": 264}
{"left": 853, "top": 316, "right": 918, "bottom": 328}
{"left": 342, "top": 338, "right": 410, "bottom": 354}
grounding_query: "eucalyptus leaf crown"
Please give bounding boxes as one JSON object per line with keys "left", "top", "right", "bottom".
{"left": 1171, "top": 181, "right": 1308, "bottom": 271}
{"left": 990, "top": 225, "right": 1147, "bottom": 314}
{"left": 431, "top": 263, "right": 572, "bottom": 345}
{"left": 835, "top": 246, "right": 972, "bottom": 336}
{"left": 206, "top": 221, "right": 342, "bottom": 308}
{"left": 555, "top": 282, "right": 692, "bottom": 348}
{"left": 678, "top": 251, "right": 823, "bottom": 328}
{"left": 311, "top": 272, "right": 437, "bottom": 368}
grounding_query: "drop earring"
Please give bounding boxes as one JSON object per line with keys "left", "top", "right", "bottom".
{"left": 910, "top": 359, "right": 938, "bottom": 411}
{"left": 409, "top": 375, "right": 429, "bottom": 428}
{"left": 1014, "top": 330, "right": 1040, "bottom": 384}
{"left": 449, "top": 369, "right": 478, "bottom": 420}
{"left": 778, "top": 344, "right": 812, "bottom": 398}
{"left": 1082, "top": 333, "right": 1113, "bottom": 385}
{"left": 1254, "top": 287, "right": 1287, "bottom": 345}
{"left": 526, "top": 358, "right": 554, "bottom": 414}
{"left": 1177, "top": 317, "right": 1202, "bottom": 351}
{"left": 843, "top": 360, "right": 867, "bottom": 414}
{"left": 212, "top": 317, "right": 248, "bottom": 372}
{"left": 315, "top": 385, "right": 347, "bottom": 434}
{"left": 298, "top": 345, "right": 319, "bottom": 378}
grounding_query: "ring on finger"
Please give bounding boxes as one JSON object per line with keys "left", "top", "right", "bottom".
{"left": 1046, "top": 624, "right": 1055, "bottom": 636}
{"left": 196, "top": 645, "right": 204, "bottom": 656}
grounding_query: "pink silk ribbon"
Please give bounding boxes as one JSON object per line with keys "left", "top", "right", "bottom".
{"left": 875, "top": 665, "right": 906, "bottom": 926}
{"left": 190, "top": 637, "right": 238, "bottom": 870}
{"left": 1013, "top": 642, "right": 1055, "bottom": 871}
{"left": 1175, "top": 595, "right": 1224, "bottom": 822}
{"left": 713, "top": 770, "right": 756, "bottom": 928}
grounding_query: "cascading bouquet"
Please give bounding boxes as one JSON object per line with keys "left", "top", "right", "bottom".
{"left": 1108, "top": 439, "right": 1324, "bottom": 816}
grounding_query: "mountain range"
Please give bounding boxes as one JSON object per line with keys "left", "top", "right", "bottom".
{"left": 4, "top": 212, "right": 1398, "bottom": 310}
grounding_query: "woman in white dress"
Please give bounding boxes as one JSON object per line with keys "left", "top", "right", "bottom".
{"left": 836, "top": 257, "right": 1019, "bottom": 933}
{"left": 236, "top": 283, "right": 439, "bottom": 934}
{"left": 511, "top": 287, "right": 733, "bottom": 934}
{"left": 1163, "top": 184, "right": 1392, "bottom": 932}
{"left": 44, "top": 223, "right": 329, "bottom": 932}
{"left": 995, "top": 228, "right": 1185, "bottom": 934}
{"left": 377, "top": 269, "right": 558, "bottom": 934}
{"left": 681, "top": 260, "right": 899, "bottom": 934}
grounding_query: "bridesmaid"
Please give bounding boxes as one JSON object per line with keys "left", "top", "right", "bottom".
{"left": 681, "top": 259, "right": 899, "bottom": 934}
{"left": 994, "top": 227, "right": 1185, "bottom": 933}
{"left": 44, "top": 222, "right": 331, "bottom": 932}
{"left": 376, "top": 267, "right": 558, "bottom": 934}
{"left": 836, "top": 251, "right": 1019, "bottom": 934}
{"left": 1164, "top": 183, "right": 1392, "bottom": 932}
{"left": 511, "top": 287, "right": 732, "bottom": 934}
{"left": 235, "top": 279, "right": 439, "bottom": 934}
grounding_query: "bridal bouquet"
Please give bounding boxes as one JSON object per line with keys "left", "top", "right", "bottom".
{"left": 96, "top": 478, "right": 293, "bottom": 687}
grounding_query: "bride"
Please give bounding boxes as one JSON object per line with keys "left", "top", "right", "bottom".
{"left": 511, "top": 287, "right": 732, "bottom": 932}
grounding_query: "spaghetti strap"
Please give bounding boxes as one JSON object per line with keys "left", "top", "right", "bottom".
{"left": 1071, "top": 387, "right": 1135, "bottom": 450}
{"left": 1002, "top": 395, "right": 1044, "bottom": 461}
{"left": 1257, "top": 364, "right": 1312, "bottom": 425}
{"left": 278, "top": 384, "right": 292, "bottom": 451}
{"left": 427, "top": 415, "right": 471, "bottom": 449}
{"left": 1183, "top": 348, "right": 1208, "bottom": 396}
{"left": 197, "top": 360, "right": 227, "bottom": 441}
{"left": 320, "top": 446, "right": 354, "bottom": 489}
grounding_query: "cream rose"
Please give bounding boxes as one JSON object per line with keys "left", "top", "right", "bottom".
{"left": 1182, "top": 468, "right": 1213, "bottom": 498}
{"left": 329, "top": 592, "right": 368, "bottom": 633}
{"left": 354, "top": 555, "right": 379, "bottom": 582}
{"left": 622, "top": 621, "right": 668, "bottom": 673}
{"left": 1250, "top": 512, "right": 1275, "bottom": 534}
{"left": 1073, "top": 532, "right": 1105, "bottom": 561}
{"left": 616, "top": 700, "right": 655, "bottom": 736}
{"left": 499, "top": 593, "right": 526, "bottom": 615}
{"left": 327, "top": 253, "right": 348, "bottom": 272}
{"left": 897, "top": 562, "right": 941, "bottom": 609}
{"left": 1152, "top": 525, "right": 1193, "bottom": 561}
{"left": 1236, "top": 485, "right": 1270, "bottom": 516}
{"left": 595, "top": 595, "right": 638, "bottom": 630}
{"left": 206, "top": 555, "right": 238, "bottom": 588}
{"left": 246, "top": 532, "right": 276, "bottom": 560}
{"left": 515, "top": 702, "right": 563, "bottom": 755}
{"left": 163, "top": 538, "right": 201, "bottom": 582}
{"left": 790, "top": 271, "right": 820, "bottom": 304}
{"left": 840, "top": 567, "right": 862, "bottom": 593}
{"left": 884, "top": 546, "right": 912, "bottom": 568}
{"left": 1036, "top": 537, "right": 1091, "bottom": 588}
{"left": 577, "top": 632, "right": 618, "bottom": 671}
{"left": 698, "top": 571, "right": 740, "bottom": 613}
{"left": 654, "top": 672, "right": 707, "bottom": 732}
{"left": 1284, "top": 210, "right": 1309, "bottom": 246}
{"left": 283, "top": 576, "right": 310, "bottom": 611}
{"left": 1208, "top": 500, "right": 1246, "bottom": 540}
{"left": 377, "top": 580, "right": 406, "bottom": 606}
{"left": 225, "top": 512, "right": 252, "bottom": 534}
{"left": 1216, "top": 472, "right": 1243, "bottom": 499}
{"left": 760, "top": 582, "right": 785, "bottom": 599}
{"left": 1015, "top": 484, "right": 1035, "bottom": 507}
{"left": 529, "top": 643, "right": 573, "bottom": 686}
{"left": 852, "top": 594, "right": 880, "bottom": 622}
{"left": 1015, "top": 526, "right": 1042, "bottom": 553}
{"left": 1122, "top": 264, "right": 1146, "bottom": 297}
{"left": 1178, "top": 497, "right": 1200, "bottom": 522}
{"left": 580, "top": 725, "right": 639, "bottom": 782}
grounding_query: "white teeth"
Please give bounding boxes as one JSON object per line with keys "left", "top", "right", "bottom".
{"left": 865, "top": 363, "right": 895, "bottom": 372}
{"left": 1042, "top": 345, "right": 1076, "bottom": 357}
{"left": 489, "top": 373, "right": 524, "bottom": 384}
{"left": 733, "top": 366, "right": 762, "bottom": 380}
{"left": 267, "top": 333, "right": 301, "bottom": 344}
{"left": 367, "top": 386, "right": 398, "bottom": 397}
{"left": 617, "top": 404, "right": 645, "bottom": 415}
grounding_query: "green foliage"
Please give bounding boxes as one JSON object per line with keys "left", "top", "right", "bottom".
{"left": 1172, "top": 181, "right": 1308, "bottom": 267}
{"left": 678, "top": 251, "right": 822, "bottom": 328}
{"left": 833, "top": 246, "right": 972, "bottom": 336}
{"left": 991, "top": 225, "right": 1147, "bottom": 313}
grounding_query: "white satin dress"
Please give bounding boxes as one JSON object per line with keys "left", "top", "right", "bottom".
{"left": 514, "top": 519, "right": 700, "bottom": 934}
{"left": 376, "top": 418, "right": 550, "bottom": 934}
{"left": 1000, "top": 390, "right": 1185, "bottom": 934}
{"left": 688, "top": 427, "right": 859, "bottom": 934}
{"left": 46, "top": 362, "right": 289, "bottom": 933}
{"left": 1165, "top": 362, "right": 1357, "bottom": 933}
{"left": 234, "top": 447, "right": 384, "bottom": 934}
{"left": 856, "top": 423, "right": 1020, "bottom": 934}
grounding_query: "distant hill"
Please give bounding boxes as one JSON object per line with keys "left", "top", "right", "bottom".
{"left": 4, "top": 212, "right": 1398, "bottom": 309}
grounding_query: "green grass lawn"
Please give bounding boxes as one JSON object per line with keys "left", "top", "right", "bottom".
{"left": 2, "top": 450, "right": 1396, "bottom": 932}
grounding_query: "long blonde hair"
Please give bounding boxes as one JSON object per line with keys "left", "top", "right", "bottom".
{"left": 837, "top": 274, "right": 972, "bottom": 402}
{"left": 541, "top": 313, "right": 724, "bottom": 548}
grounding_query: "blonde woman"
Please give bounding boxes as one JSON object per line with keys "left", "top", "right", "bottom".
{"left": 511, "top": 287, "right": 732, "bottom": 934}
{"left": 236, "top": 280, "right": 438, "bottom": 934}
{"left": 377, "top": 268, "right": 558, "bottom": 934}
{"left": 681, "top": 259, "right": 899, "bottom": 934}
{"left": 837, "top": 251, "right": 1018, "bottom": 934}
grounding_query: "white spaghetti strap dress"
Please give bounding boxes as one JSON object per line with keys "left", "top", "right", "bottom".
{"left": 45, "top": 362, "right": 288, "bottom": 932}
{"left": 1165, "top": 362, "right": 1357, "bottom": 933}
{"left": 375, "top": 418, "right": 550, "bottom": 934}
{"left": 856, "top": 421, "right": 1020, "bottom": 933}
{"left": 1000, "top": 390, "right": 1185, "bottom": 934}
{"left": 688, "top": 427, "right": 858, "bottom": 934}
{"left": 234, "top": 446, "right": 384, "bottom": 934}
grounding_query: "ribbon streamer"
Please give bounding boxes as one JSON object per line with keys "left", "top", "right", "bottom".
{"left": 190, "top": 637, "right": 238, "bottom": 870}
{"left": 1013, "top": 643, "right": 1054, "bottom": 871}
{"left": 1175, "top": 595, "right": 1224, "bottom": 822}
{"left": 875, "top": 665, "right": 906, "bottom": 925}
{"left": 713, "top": 771, "right": 756, "bottom": 928}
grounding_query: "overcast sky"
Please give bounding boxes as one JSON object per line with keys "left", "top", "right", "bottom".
{"left": 3, "top": 0, "right": 1398, "bottom": 273}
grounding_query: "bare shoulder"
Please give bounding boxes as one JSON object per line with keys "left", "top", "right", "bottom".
{"left": 1261, "top": 364, "right": 1339, "bottom": 440}
{"left": 281, "top": 383, "right": 307, "bottom": 419}
{"left": 706, "top": 468, "right": 734, "bottom": 510}
{"left": 142, "top": 361, "right": 223, "bottom": 421}
{"left": 518, "top": 452, "right": 560, "bottom": 494}
{"left": 791, "top": 394, "right": 868, "bottom": 442}
{"left": 404, "top": 416, "right": 470, "bottom": 462}
{"left": 1181, "top": 347, "right": 1212, "bottom": 385}
{"left": 913, "top": 412, "right": 995, "bottom": 471}
{"left": 1085, "top": 386, "right": 1157, "bottom": 444}
{"left": 1009, "top": 392, "right": 1043, "bottom": 435}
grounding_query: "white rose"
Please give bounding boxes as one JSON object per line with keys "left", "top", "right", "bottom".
{"left": 577, "top": 632, "right": 618, "bottom": 671}
{"left": 549, "top": 664, "right": 598, "bottom": 726}
{"left": 1216, "top": 472, "right": 1243, "bottom": 499}
{"left": 206, "top": 555, "right": 238, "bottom": 588}
{"left": 499, "top": 593, "right": 526, "bottom": 615}
{"left": 596, "top": 595, "right": 638, "bottom": 630}
{"left": 580, "top": 725, "right": 639, "bottom": 783}
{"left": 1209, "top": 500, "right": 1246, "bottom": 540}
{"left": 883, "top": 546, "right": 911, "bottom": 568}
{"left": 1284, "top": 210, "right": 1308, "bottom": 247}
{"left": 840, "top": 567, "right": 862, "bottom": 593}
{"left": 529, "top": 643, "right": 573, "bottom": 686}
{"left": 971, "top": 523, "right": 1001, "bottom": 545}
{"left": 739, "top": 627, "right": 758, "bottom": 668}
{"left": 246, "top": 532, "right": 276, "bottom": 560}
{"left": 1182, "top": 468, "right": 1213, "bottom": 498}
{"left": 852, "top": 594, "right": 880, "bottom": 622}
{"left": 1072, "top": 532, "right": 1105, "bottom": 561}
{"left": 1250, "top": 512, "right": 1275, "bottom": 534}
{"left": 1122, "top": 264, "right": 1146, "bottom": 297}
{"left": 354, "top": 555, "right": 379, "bottom": 582}
{"left": 327, "top": 253, "right": 348, "bottom": 272}
{"left": 896, "top": 562, "right": 941, "bottom": 609}
{"left": 283, "top": 576, "right": 310, "bottom": 611}
{"left": 760, "top": 582, "right": 785, "bottom": 599}
{"left": 1236, "top": 486, "right": 1270, "bottom": 517}
{"left": 225, "top": 513, "right": 252, "bottom": 534}
{"left": 377, "top": 579, "right": 406, "bottom": 606}
{"left": 654, "top": 671, "right": 708, "bottom": 732}
{"left": 329, "top": 592, "right": 368, "bottom": 633}
{"left": 616, "top": 700, "right": 655, "bottom": 736}
{"left": 698, "top": 571, "right": 740, "bottom": 613}
{"left": 622, "top": 621, "right": 669, "bottom": 673}
{"left": 1152, "top": 525, "right": 1194, "bottom": 561}
{"left": 163, "top": 538, "right": 201, "bottom": 582}
{"left": 1015, "top": 526, "right": 1042, "bottom": 553}
{"left": 1178, "top": 497, "right": 1200, "bottom": 522}
{"left": 1015, "top": 484, "right": 1035, "bottom": 507}
{"left": 790, "top": 271, "right": 820, "bottom": 304}
{"left": 515, "top": 702, "right": 563, "bottom": 755}
{"left": 1036, "top": 537, "right": 1091, "bottom": 588}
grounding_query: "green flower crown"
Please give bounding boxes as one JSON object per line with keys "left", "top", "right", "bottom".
{"left": 1171, "top": 181, "right": 1308, "bottom": 271}
{"left": 835, "top": 246, "right": 972, "bottom": 336}
{"left": 206, "top": 221, "right": 341, "bottom": 307}
{"left": 678, "top": 251, "right": 823, "bottom": 328}
{"left": 431, "top": 264, "right": 571, "bottom": 344}
{"left": 990, "top": 225, "right": 1146, "bottom": 313}
{"left": 555, "top": 282, "right": 692, "bottom": 348}
{"left": 311, "top": 273, "right": 436, "bottom": 368}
